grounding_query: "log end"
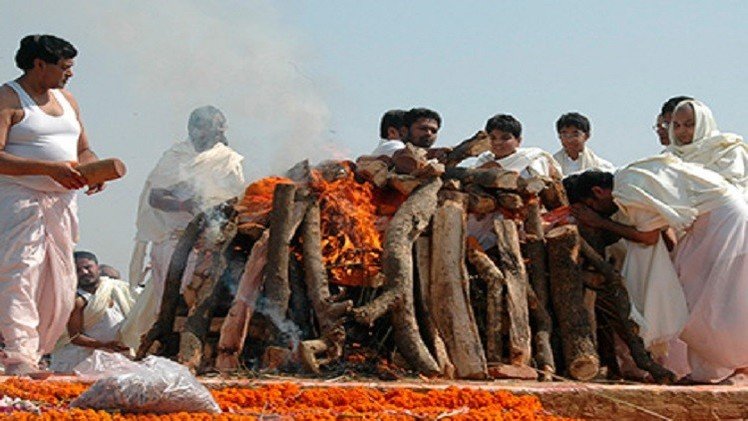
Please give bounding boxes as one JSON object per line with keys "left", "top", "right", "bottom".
{"left": 568, "top": 355, "right": 600, "bottom": 381}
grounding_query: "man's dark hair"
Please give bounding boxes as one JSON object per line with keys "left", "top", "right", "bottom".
{"left": 379, "top": 109, "right": 405, "bottom": 139}
{"left": 74, "top": 250, "right": 98, "bottom": 264}
{"left": 562, "top": 174, "right": 582, "bottom": 204}
{"left": 15, "top": 35, "right": 77, "bottom": 71}
{"left": 573, "top": 170, "right": 614, "bottom": 202}
{"left": 660, "top": 96, "right": 693, "bottom": 116}
{"left": 403, "top": 108, "right": 441, "bottom": 129}
{"left": 485, "top": 114, "right": 522, "bottom": 138}
{"left": 556, "top": 112, "right": 591, "bottom": 135}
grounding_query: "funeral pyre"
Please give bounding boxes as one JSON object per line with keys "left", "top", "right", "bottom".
{"left": 137, "top": 131, "right": 676, "bottom": 384}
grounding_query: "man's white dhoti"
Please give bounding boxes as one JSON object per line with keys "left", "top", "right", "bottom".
{"left": 0, "top": 181, "right": 78, "bottom": 365}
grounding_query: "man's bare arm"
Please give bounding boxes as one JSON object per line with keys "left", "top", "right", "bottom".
{"left": 571, "top": 203, "right": 661, "bottom": 246}
{"left": 63, "top": 89, "right": 104, "bottom": 194}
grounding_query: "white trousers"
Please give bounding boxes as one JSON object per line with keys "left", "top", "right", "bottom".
{"left": 0, "top": 183, "right": 78, "bottom": 365}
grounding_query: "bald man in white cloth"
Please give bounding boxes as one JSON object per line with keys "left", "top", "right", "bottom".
{"left": 0, "top": 35, "right": 105, "bottom": 375}
{"left": 571, "top": 155, "right": 748, "bottom": 384}
{"left": 667, "top": 99, "right": 748, "bottom": 198}
{"left": 120, "top": 106, "right": 245, "bottom": 350}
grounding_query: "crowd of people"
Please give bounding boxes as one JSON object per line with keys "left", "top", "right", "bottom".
{"left": 0, "top": 33, "right": 746, "bottom": 386}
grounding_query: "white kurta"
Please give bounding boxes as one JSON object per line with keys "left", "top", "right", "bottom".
{"left": 371, "top": 139, "right": 406, "bottom": 158}
{"left": 553, "top": 146, "right": 616, "bottom": 176}
{"left": 49, "top": 277, "right": 133, "bottom": 373}
{"left": 0, "top": 181, "right": 78, "bottom": 366}
{"left": 461, "top": 148, "right": 561, "bottom": 249}
{"left": 123, "top": 141, "right": 244, "bottom": 350}
{"left": 613, "top": 154, "right": 748, "bottom": 382}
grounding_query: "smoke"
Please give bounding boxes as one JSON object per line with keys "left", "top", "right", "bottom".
{"left": 255, "top": 296, "right": 302, "bottom": 351}
{"left": 78, "top": 0, "right": 333, "bottom": 178}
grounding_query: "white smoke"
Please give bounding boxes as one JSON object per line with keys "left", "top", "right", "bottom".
{"left": 79, "top": 0, "right": 333, "bottom": 178}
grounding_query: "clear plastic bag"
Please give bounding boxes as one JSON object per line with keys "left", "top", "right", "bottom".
{"left": 70, "top": 352, "right": 221, "bottom": 414}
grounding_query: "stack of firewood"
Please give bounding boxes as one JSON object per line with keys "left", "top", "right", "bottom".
{"left": 136, "top": 131, "right": 676, "bottom": 384}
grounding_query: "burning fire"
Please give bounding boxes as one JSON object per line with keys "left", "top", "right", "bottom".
{"left": 236, "top": 162, "right": 383, "bottom": 287}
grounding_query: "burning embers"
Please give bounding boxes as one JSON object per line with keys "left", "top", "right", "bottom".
{"left": 235, "top": 162, "right": 383, "bottom": 287}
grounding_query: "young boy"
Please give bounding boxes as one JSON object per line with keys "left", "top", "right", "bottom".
{"left": 459, "top": 114, "right": 561, "bottom": 249}
{"left": 553, "top": 112, "right": 615, "bottom": 175}
{"left": 462, "top": 114, "right": 561, "bottom": 178}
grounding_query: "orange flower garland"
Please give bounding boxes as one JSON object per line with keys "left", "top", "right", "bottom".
{"left": 0, "top": 379, "right": 573, "bottom": 420}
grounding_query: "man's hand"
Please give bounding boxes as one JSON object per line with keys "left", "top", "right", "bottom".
{"left": 85, "top": 182, "right": 106, "bottom": 195}
{"left": 47, "top": 161, "right": 86, "bottom": 190}
{"left": 101, "top": 341, "right": 129, "bottom": 352}
{"left": 571, "top": 203, "right": 606, "bottom": 229}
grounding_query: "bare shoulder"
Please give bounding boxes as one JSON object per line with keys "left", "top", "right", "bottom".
{"left": 60, "top": 88, "right": 79, "bottom": 106}
{"left": 0, "top": 84, "right": 21, "bottom": 110}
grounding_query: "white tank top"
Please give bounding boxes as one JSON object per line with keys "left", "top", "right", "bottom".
{"left": 1, "top": 80, "right": 81, "bottom": 192}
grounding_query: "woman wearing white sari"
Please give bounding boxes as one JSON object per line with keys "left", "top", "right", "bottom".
{"left": 668, "top": 99, "right": 748, "bottom": 197}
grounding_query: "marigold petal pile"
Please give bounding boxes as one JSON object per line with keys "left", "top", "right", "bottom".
{"left": 0, "top": 378, "right": 574, "bottom": 420}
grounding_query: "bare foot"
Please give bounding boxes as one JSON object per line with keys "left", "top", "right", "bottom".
{"left": 718, "top": 368, "right": 748, "bottom": 386}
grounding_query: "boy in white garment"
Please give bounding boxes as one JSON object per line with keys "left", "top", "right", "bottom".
{"left": 0, "top": 35, "right": 104, "bottom": 376}
{"left": 552, "top": 112, "right": 615, "bottom": 176}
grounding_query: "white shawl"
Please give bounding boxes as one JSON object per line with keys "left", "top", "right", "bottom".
{"left": 667, "top": 100, "right": 748, "bottom": 196}
{"left": 467, "top": 147, "right": 562, "bottom": 178}
{"left": 553, "top": 146, "right": 615, "bottom": 176}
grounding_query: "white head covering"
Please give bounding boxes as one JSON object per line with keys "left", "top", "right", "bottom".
{"left": 666, "top": 100, "right": 748, "bottom": 197}
{"left": 668, "top": 99, "right": 719, "bottom": 146}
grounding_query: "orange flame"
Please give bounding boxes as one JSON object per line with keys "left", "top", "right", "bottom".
{"left": 236, "top": 163, "right": 383, "bottom": 287}
{"left": 311, "top": 162, "right": 382, "bottom": 286}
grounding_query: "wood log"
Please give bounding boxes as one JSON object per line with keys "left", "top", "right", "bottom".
{"left": 392, "top": 143, "right": 429, "bottom": 174}
{"left": 431, "top": 200, "right": 488, "bottom": 379}
{"left": 136, "top": 212, "right": 206, "bottom": 359}
{"left": 355, "top": 157, "right": 389, "bottom": 188}
{"left": 415, "top": 237, "right": 456, "bottom": 378}
{"left": 523, "top": 201, "right": 555, "bottom": 380}
{"left": 465, "top": 185, "right": 498, "bottom": 214}
{"left": 286, "top": 159, "right": 311, "bottom": 183}
{"left": 300, "top": 202, "right": 352, "bottom": 373}
{"left": 496, "top": 193, "right": 524, "bottom": 210}
{"left": 442, "top": 179, "right": 461, "bottom": 191}
{"left": 466, "top": 244, "right": 504, "bottom": 363}
{"left": 412, "top": 161, "right": 445, "bottom": 178}
{"left": 546, "top": 225, "right": 599, "bottom": 380}
{"left": 388, "top": 173, "right": 422, "bottom": 195}
{"left": 262, "top": 183, "right": 298, "bottom": 331}
{"left": 443, "top": 167, "right": 524, "bottom": 190}
{"left": 352, "top": 178, "right": 443, "bottom": 375}
{"left": 579, "top": 240, "right": 676, "bottom": 384}
{"left": 443, "top": 131, "right": 492, "bottom": 167}
{"left": 437, "top": 189, "right": 469, "bottom": 209}
{"left": 493, "top": 220, "right": 532, "bottom": 366}
{"left": 178, "top": 204, "right": 239, "bottom": 370}
{"left": 215, "top": 231, "right": 269, "bottom": 372}
{"left": 539, "top": 177, "right": 568, "bottom": 210}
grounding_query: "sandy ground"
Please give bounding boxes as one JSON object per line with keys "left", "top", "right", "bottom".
{"left": 3, "top": 374, "right": 745, "bottom": 420}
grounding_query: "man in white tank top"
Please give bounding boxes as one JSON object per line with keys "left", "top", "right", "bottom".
{"left": 0, "top": 35, "right": 104, "bottom": 376}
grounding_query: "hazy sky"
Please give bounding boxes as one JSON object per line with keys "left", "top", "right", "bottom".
{"left": 3, "top": 1, "right": 748, "bottom": 273}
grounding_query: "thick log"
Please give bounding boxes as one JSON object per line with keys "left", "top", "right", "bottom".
{"left": 178, "top": 205, "right": 239, "bottom": 370}
{"left": 136, "top": 212, "right": 206, "bottom": 359}
{"left": 443, "top": 167, "right": 524, "bottom": 190}
{"left": 579, "top": 240, "right": 676, "bottom": 384}
{"left": 496, "top": 193, "right": 524, "bottom": 210}
{"left": 262, "top": 183, "right": 298, "bottom": 325}
{"left": 393, "top": 143, "right": 428, "bottom": 174}
{"left": 466, "top": 244, "right": 504, "bottom": 363}
{"left": 355, "top": 157, "right": 389, "bottom": 188}
{"left": 352, "top": 178, "right": 443, "bottom": 375}
{"left": 415, "top": 237, "right": 456, "bottom": 378}
{"left": 388, "top": 173, "right": 422, "bottom": 195}
{"left": 412, "top": 161, "right": 445, "bottom": 178}
{"left": 523, "top": 201, "right": 555, "bottom": 380}
{"left": 539, "top": 177, "right": 568, "bottom": 210}
{"left": 215, "top": 231, "right": 269, "bottom": 372}
{"left": 465, "top": 185, "right": 498, "bottom": 214}
{"left": 431, "top": 200, "right": 488, "bottom": 379}
{"left": 546, "top": 225, "right": 599, "bottom": 380}
{"left": 443, "top": 131, "right": 492, "bottom": 167}
{"left": 300, "top": 202, "right": 352, "bottom": 373}
{"left": 493, "top": 220, "right": 532, "bottom": 366}
{"left": 437, "top": 189, "right": 469, "bottom": 209}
